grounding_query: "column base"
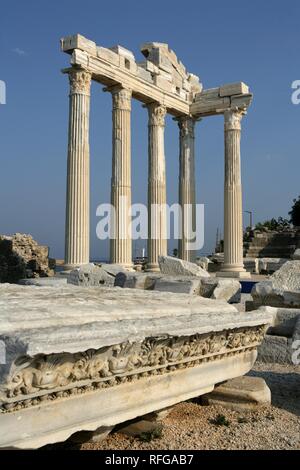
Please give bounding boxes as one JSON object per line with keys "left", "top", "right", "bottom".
{"left": 217, "top": 270, "right": 251, "bottom": 280}
{"left": 62, "top": 263, "right": 80, "bottom": 271}
{"left": 145, "top": 264, "right": 161, "bottom": 273}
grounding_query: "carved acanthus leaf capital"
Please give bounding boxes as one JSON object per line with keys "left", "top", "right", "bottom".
{"left": 224, "top": 109, "right": 245, "bottom": 131}
{"left": 148, "top": 103, "right": 167, "bottom": 127}
{"left": 112, "top": 87, "right": 132, "bottom": 111}
{"left": 68, "top": 69, "right": 92, "bottom": 95}
{"left": 177, "top": 117, "right": 196, "bottom": 139}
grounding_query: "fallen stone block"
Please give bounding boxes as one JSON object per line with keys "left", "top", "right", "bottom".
{"left": 251, "top": 281, "right": 300, "bottom": 309}
{"left": 67, "top": 263, "right": 115, "bottom": 287}
{"left": 114, "top": 272, "right": 161, "bottom": 289}
{"left": 211, "top": 279, "right": 241, "bottom": 304}
{"left": 158, "top": 256, "right": 210, "bottom": 278}
{"left": 154, "top": 277, "right": 202, "bottom": 295}
{"left": 199, "top": 278, "right": 219, "bottom": 298}
{"left": 200, "top": 278, "right": 241, "bottom": 303}
{"left": 256, "top": 258, "right": 287, "bottom": 275}
{"left": 116, "top": 273, "right": 241, "bottom": 303}
{"left": 0, "top": 284, "right": 271, "bottom": 449}
{"left": 267, "top": 308, "right": 300, "bottom": 337}
{"left": 202, "top": 376, "right": 271, "bottom": 411}
{"left": 271, "top": 260, "right": 300, "bottom": 291}
{"left": 100, "top": 263, "right": 128, "bottom": 277}
{"left": 257, "top": 335, "right": 293, "bottom": 364}
{"left": 292, "top": 249, "right": 300, "bottom": 260}
{"left": 253, "top": 306, "right": 300, "bottom": 364}
{"left": 196, "top": 257, "right": 211, "bottom": 271}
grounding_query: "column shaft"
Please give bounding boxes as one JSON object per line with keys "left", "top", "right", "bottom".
{"left": 64, "top": 69, "right": 91, "bottom": 268}
{"left": 220, "top": 109, "right": 249, "bottom": 278}
{"left": 178, "top": 117, "right": 197, "bottom": 262}
{"left": 147, "top": 103, "right": 167, "bottom": 271}
{"left": 110, "top": 88, "right": 132, "bottom": 267}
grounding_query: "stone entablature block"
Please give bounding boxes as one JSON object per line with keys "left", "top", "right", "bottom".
{"left": 61, "top": 34, "right": 251, "bottom": 118}
{"left": 0, "top": 285, "right": 271, "bottom": 448}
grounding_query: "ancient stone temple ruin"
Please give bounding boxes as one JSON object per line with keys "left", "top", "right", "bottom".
{"left": 61, "top": 34, "right": 252, "bottom": 278}
{"left": 0, "top": 36, "right": 268, "bottom": 450}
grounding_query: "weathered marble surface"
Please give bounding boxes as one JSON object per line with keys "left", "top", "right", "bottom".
{"left": 251, "top": 261, "right": 300, "bottom": 309}
{"left": 255, "top": 258, "right": 287, "bottom": 275}
{"left": 256, "top": 306, "right": 300, "bottom": 364}
{"left": 154, "top": 277, "right": 202, "bottom": 295}
{"left": 211, "top": 279, "right": 241, "bottom": 303}
{"left": 68, "top": 263, "right": 115, "bottom": 287}
{"left": 271, "top": 261, "right": 300, "bottom": 291}
{"left": 0, "top": 284, "right": 271, "bottom": 448}
{"left": 158, "top": 255, "right": 210, "bottom": 278}
{"left": 202, "top": 376, "right": 271, "bottom": 411}
{"left": 0, "top": 285, "right": 269, "bottom": 356}
{"left": 115, "top": 271, "right": 241, "bottom": 303}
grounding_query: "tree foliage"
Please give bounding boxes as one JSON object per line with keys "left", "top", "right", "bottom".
{"left": 255, "top": 217, "right": 290, "bottom": 232}
{"left": 289, "top": 196, "right": 300, "bottom": 227}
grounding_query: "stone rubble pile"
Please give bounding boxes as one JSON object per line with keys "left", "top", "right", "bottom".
{"left": 69, "top": 262, "right": 241, "bottom": 304}
{"left": 0, "top": 233, "right": 54, "bottom": 283}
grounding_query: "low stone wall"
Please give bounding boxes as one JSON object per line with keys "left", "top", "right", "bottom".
{"left": 0, "top": 233, "right": 54, "bottom": 283}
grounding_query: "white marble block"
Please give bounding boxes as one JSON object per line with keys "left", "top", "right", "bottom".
{"left": 0, "top": 285, "right": 271, "bottom": 449}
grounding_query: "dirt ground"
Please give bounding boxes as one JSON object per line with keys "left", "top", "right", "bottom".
{"left": 47, "top": 363, "right": 300, "bottom": 451}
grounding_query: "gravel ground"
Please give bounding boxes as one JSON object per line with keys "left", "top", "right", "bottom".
{"left": 47, "top": 363, "right": 300, "bottom": 451}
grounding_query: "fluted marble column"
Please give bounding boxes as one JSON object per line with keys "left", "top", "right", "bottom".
{"left": 110, "top": 87, "right": 132, "bottom": 267}
{"left": 219, "top": 109, "right": 250, "bottom": 279}
{"left": 64, "top": 68, "right": 91, "bottom": 268}
{"left": 177, "top": 117, "right": 197, "bottom": 262}
{"left": 147, "top": 103, "right": 167, "bottom": 272}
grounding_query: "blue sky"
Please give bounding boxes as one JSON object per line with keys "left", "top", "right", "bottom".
{"left": 1, "top": 0, "right": 300, "bottom": 260}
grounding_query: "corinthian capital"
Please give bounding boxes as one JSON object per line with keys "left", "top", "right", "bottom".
{"left": 224, "top": 109, "right": 245, "bottom": 131}
{"left": 148, "top": 103, "right": 167, "bottom": 127}
{"left": 112, "top": 87, "right": 132, "bottom": 111}
{"left": 177, "top": 116, "right": 196, "bottom": 139}
{"left": 68, "top": 69, "right": 92, "bottom": 95}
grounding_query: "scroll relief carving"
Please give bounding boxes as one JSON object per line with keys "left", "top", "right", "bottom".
{"left": 0, "top": 325, "right": 267, "bottom": 412}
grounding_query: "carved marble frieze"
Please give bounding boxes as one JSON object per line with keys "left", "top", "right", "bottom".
{"left": 0, "top": 325, "right": 267, "bottom": 413}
